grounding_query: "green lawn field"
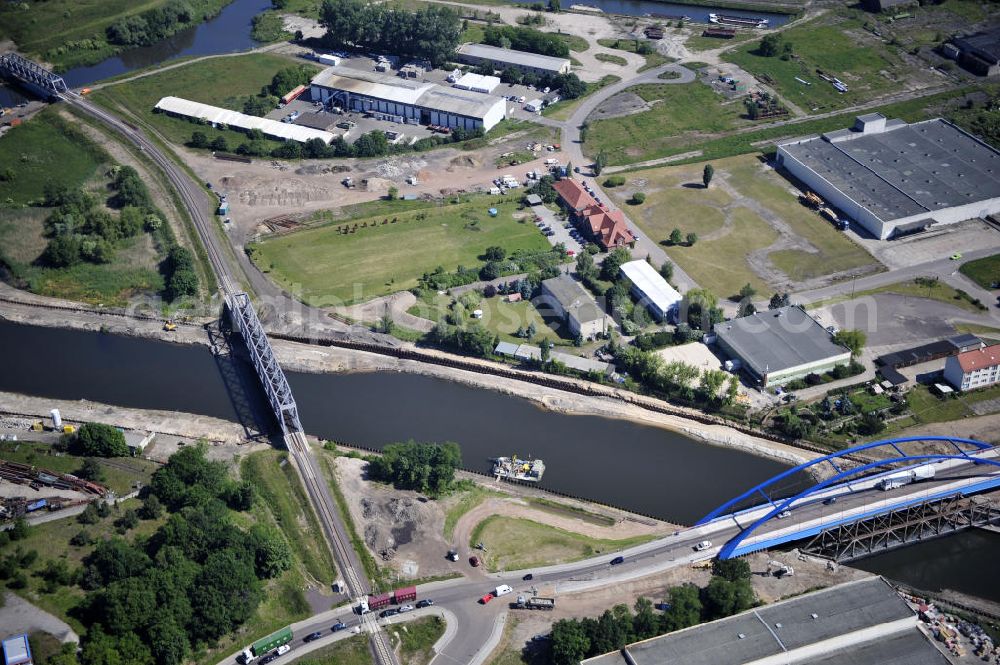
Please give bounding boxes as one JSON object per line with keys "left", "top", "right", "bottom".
{"left": 959, "top": 254, "right": 1000, "bottom": 289}
{"left": 91, "top": 53, "right": 315, "bottom": 148}
{"left": 584, "top": 81, "right": 747, "bottom": 165}
{"left": 608, "top": 155, "right": 877, "bottom": 297}
{"left": 252, "top": 198, "right": 550, "bottom": 306}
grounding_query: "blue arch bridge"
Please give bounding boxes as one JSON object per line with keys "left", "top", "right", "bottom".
{"left": 694, "top": 436, "right": 1000, "bottom": 562}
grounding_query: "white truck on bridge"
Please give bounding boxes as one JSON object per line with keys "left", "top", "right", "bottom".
{"left": 877, "top": 465, "right": 935, "bottom": 491}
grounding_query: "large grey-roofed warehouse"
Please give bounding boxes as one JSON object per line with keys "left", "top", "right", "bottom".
{"left": 540, "top": 274, "right": 608, "bottom": 339}
{"left": 714, "top": 306, "right": 851, "bottom": 386}
{"left": 455, "top": 43, "right": 572, "bottom": 76}
{"left": 776, "top": 114, "right": 1000, "bottom": 239}
{"left": 310, "top": 66, "right": 506, "bottom": 131}
{"left": 584, "top": 577, "right": 948, "bottom": 665}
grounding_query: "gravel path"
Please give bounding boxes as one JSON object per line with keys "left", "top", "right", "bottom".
{"left": 0, "top": 592, "right": 79, "bottom": 644}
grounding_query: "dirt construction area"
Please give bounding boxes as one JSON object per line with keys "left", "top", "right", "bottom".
{"left": 180, "top": 124, "right": 562, "bottom": 244}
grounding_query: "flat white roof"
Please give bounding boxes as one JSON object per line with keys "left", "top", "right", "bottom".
{"left": 154, "top": 96, "right": 335, "bottom": 144}
{"left": 620, "top": 260, "right": 682, "bottom": 313}
{"left": 1, "top": 634, "right": 31, "bottom": 665}
{"left": 457, "top": 43, "right": 571, "bottom": 72}
{"left": 454, "top": 72, "right": 501, "bottom": 93}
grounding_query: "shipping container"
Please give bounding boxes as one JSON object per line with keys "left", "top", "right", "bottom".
{"left": 281, "top": 85, "right": 307, "bottom": 105}
{"left": 368, "top": 592, "right": 392, "bottom": 610}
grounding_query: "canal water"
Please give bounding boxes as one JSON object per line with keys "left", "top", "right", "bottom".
{"left": 851, "top": 529, "right": 1000, "bottom": 605}
{"left": 548, "top": 0, "right": 790, "bottom": 25}
{"left": 60, "top": 0, "right": 269, "bottom": 88}
{"left": 0, "top": 319, "right": 790, "bottom": 524}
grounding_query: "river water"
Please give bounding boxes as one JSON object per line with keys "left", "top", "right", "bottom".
{"left": 0, "top": 319, "right": 792, "bottom": 524}
{"left": 547, "top": 0, "right": 790, "bottom": 25}
{"left": 60, "top": 0, "right": 269, "bottom": 88}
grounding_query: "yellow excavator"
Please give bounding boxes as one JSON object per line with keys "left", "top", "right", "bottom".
{"left": 163, "top": 320, "right": 177, "bottom": 332}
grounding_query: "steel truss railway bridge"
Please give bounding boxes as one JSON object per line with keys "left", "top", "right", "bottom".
{"left": 0, "top": 53, "right": 398, "bottom": 665}
{"left": 697, "top": 436, "right": 1000, "bottom": 561}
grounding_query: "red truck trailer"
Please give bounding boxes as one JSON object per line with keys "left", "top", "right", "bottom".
{"left": 393, "top": 586, "right": 417, "bottom": 604}
{"left": 368, "top": 592, "right": 392, "bottom": 611}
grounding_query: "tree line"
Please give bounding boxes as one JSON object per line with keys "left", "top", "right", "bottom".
{"left": 319, "top": 0, "right": 461, "bottom": 67}
{"left": 549, "top": 559, "right": 756, "bottom": 664}
{"left": 482, "top": 25, "right": 570, "bottom": 58}
{"left": 106, "top": 0, "right": 220, "bottom": 48}
{"left": 367, "top": 441, "right": 462, "bottom": 496}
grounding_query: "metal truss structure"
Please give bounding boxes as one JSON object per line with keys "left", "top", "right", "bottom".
{"left": 800, "top": 493, "right": 1000, "bottom": 562}
{"left": 0, "top": 52, "right": 67, "bottom": 95}
{"left": 227, "top": 292, "right": 302, "bottom": 435}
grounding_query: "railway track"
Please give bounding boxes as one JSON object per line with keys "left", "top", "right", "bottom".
{"left": 61, "top": 90, "right": 399, "bottom": 665}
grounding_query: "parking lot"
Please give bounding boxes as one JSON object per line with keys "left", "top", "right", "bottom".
{"left": 531, "top": 204, "right": 584, "bottom": 255}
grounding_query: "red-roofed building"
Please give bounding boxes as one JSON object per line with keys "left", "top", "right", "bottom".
{"left": 944, "top": 344, "right": 1000, "bottom": 391}
{"left": 552, "top": 178, "right": 636, "bottom": 250}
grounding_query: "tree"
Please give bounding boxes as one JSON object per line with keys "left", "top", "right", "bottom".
{"left": 78, "top": 458, "right": 106, "bottom": 482}
{"left": 737, "top": 300, "right": 756, "bottom": 318}
{"left": 858, "top": 411, "right": 886, "bottom": 436}
{"left": 658, "top": 260, "right": 674, "bottom": 282}
{"left": 632, "top": 597, "right": 659, "bottom": 640}
{"left": 190, "top": 131, "right": 208, "bottom": 148}
{"left": 668, "top": 228, "right": 683, "bottom": 245}
{"left": 629, "top": 192, "right": 646, "bottom": 205}
{"left": 686, "top": 232, "right": 698, "bottom": 246}
{"left": 75, "top": 423, "right": 129, "bottom": 457}
{"left": 702, "top": 163, "right": 714, "bottom": 188}
{"left": 139, "top": 494, "right": 163, "bottom": 520}
{"left": 551, "top": 619, "right": 591, "bottom": 665}
{"left": 540, "top": 340, "right": 551, "bottom": 364}
{"left": 601, "top": 246, "right": 632, "bottom": 281}
{"left": 484, "top": 246, "right": 507, "bottom": 262}
{"left": 682, "top": 288, "right": 723, "bottom": 330}
{"left": 386, "top": 186, "right": 399, "bottom": 201}
{"left": 702, "top": 576, "right": 755, "bottom": 620}
{"left": 366, "top": 441, "right": 462, "bottom": 495}
{"left": 249, "top": 525, "right": 292, "bottom": 578}
{"left": 724, "top": 375, "right": 740, "bottom": 406}
{"left": 549, "top": 0, "right": 560, "bottom": 11}
{"left": 661, "top": 583, "right": 702, "bottom": 632}
{"left": 769, "top": 292, "right": 790, "bottom": 309}
{"left": 739, "top": 283, "right": 756, "bottom": 300}
{"left": 43, "top": 235, "right": 83, "bottom": 267}
{"left": 576, "top": 250, "right": 597, "bottom": 279}
{"left": 9, "top": 517, "right": 30, "bottom": 541}
{"left": 148, "top": 617, "right": 189, "bottom": 665}
{"left": 210, "top": 136, "right": 229, "bottom": 152}
{"left": 594, "top": 151, "right": 607, "bottom": 176}
{"left": 526, "top": 321, "right": 538, "bottom": 340}
{"left": 833, "top": 329, "right": 866, "bottom": 357}
{"left": 712, "top": 557, "right": 751, "bottom": 582}
{"left": 757, "top": 33, "right": 784, "bottom": 57}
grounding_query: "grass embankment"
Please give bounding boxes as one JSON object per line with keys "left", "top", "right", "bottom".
{"left": 389, "top": 615, "right": 447, "bottom": 665}
{"left": 585, "top": 80, "right": 747, "bottom": 166}
{"left": 596, "top": 38, "right": 671, "bottom": 71}
{"left": 469, "top": 516, "right": 653, "bottom": 572}
{"left": 91, "top": 53, "right": 316, "bottom": 150}
{"left": 554, "top": 33, "right": 590, "bottom": 52}
{"left": 608, "top": 155, "right": 874, "bottom": 296}
{"left": 595, "top": 53, "right": 628, "bottom": 66}
{"left": 295, "top": 636, "right": 375, "bottom": 665}
{"left": 723, "top": 13, "right": 908, "bottom": 113}
{"left": 242, "top": 451, "right": 337, "bottom": 584}
{"left": 960, "top": 254, "right": 1000, "bottom": 289}
{"left": 251, "top": 197, "right": 549, "bottom": 306}
{"left": 0, "top": 441, "right": 159, "bottom": 496}
{"left": 0, "top": 0, "right": 231, "bottom": 71}
{"left": 443, "top": 485, "right": 505, "bottom": 539}
{"left": 0, "top": 109, "right": 170, "bottom": 306}
{"left": 526, "top": 497, "right": 617, "bottom": 527}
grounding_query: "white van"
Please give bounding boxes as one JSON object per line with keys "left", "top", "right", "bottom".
{"left": 495, "top": 584, "right": 514, "bottom": 597}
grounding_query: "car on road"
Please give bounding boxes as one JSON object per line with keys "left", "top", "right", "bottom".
{"left": 480, "top": 593, "right": 494, "bottom": 604}
{"left": 823, "top": 496, "right": 837, "bottom": 505}
{"left": 573, "top": 166, "right": 581, "bottom": 173}
{"left": 694, "top": 540, "right": 712, "bottom": 552}
{"left": 523, "top": 573, "right": 534, "bottom": 581}
{"left": 416, "top": 599, "right": 434, "bottom": 608}
{"left": 398, "top": 604, "right": 415, "bottom": 613}
{"left": 610, "top": 556, "right": 625, "bottom": 565}
{"left": 380, "top": 609, "right": 400, "bottom": 618}
{"left": 331, "top": 622, "right": 347, "bottom": 632}
{"left": 776, "top": 510, "right": 792, "bottom": 519}
{"left": 276, "top": 645, "right": 291, "bottom": 656}
{"left": 470, "top": 556, "right": 481, "bottom": 567}
{"left": 950, "top": 253, "right": 963, "bottom": 260}
{"left": 304, "top": 631, "right": 323, "bottom": 642}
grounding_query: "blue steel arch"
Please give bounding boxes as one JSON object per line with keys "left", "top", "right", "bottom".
{"left": 716, "top": 450, "right": 1000, "bottom": 559}
{"left": 697, "top": 436, "right": 993, "bottom": 526}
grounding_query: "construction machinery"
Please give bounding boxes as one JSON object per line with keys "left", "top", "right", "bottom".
{"left": 163, "top": 321, "right": 177, "bottom": 331}
{"left": 800, "top": 191, "right": 823, "bottom": 208}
